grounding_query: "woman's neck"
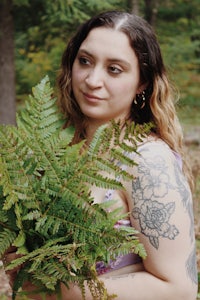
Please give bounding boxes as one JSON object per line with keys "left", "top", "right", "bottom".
{"left": 85, "top": 121, "right": 106, "bottom": 145}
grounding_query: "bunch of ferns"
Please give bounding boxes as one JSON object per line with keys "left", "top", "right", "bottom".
{"left": 0, "top": 76, "right": 148, "bottom": 300}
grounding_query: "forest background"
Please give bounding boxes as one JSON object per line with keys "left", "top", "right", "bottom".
{"left": 0, "top": 0, "right": 200, "bottom": 298}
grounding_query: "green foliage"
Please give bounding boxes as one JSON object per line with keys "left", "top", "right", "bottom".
{"left": 14, "top": 0, "right": 122, "bottom": 95}
{"left": 15, "top": 36, "right": 66, "bottom": 94}
{"left": 14, "top": 0, "right": 200, "bottom": 105}
{"left": 13, "top": 0, "right": 29, "bottom": 6}
{"left": 158, "top": 0, "right": 199, "bottom": 22}
{"left": 156, "top": 4, "right": 199, "bottom": 109}
{"left": 0, "top": 76, "right": 147, "bottom": 299}
{"left": 44, "top": 0, "right": 121, "bottom": 25}
{"left": 159, "top": 32, "right": 199, "bottom": 91}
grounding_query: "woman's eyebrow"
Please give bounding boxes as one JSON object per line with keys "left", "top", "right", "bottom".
{"left": 78, "top": 48, "right": 131, "bottom": 68}
{"left": 77, "top": 49, "right": 93, "bottom": 57}
{"left": 107, "top": 58, "right": 131, "bottom": 69}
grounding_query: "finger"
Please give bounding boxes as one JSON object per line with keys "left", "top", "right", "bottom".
{"left": 3, "top": 252, "right": 23, "bottom": 278}
{"left": 3, "top": 252, "right": 23, "bottom": 264}
{"left": 4, "top": 246, "right": 17, "bottom": 254}
{"left": 6, "top": 270, "right": 19, "bottom": 288}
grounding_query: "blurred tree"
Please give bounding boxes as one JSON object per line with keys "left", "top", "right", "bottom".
{"left": 0, "top": 0, "right": 16, "bottom": 125}
{"left": 126, "top": 0, "right": 140, "bottom": 14}
{"left": 0, "top": 0, "right": 30, "bottom": 124}
{"left": 144, "top": 0, "right": 159, "bottom": 26}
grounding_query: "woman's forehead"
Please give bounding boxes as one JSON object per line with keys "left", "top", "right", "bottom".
{"left": 79, "top": 27, "right": 137, "bottom": 63}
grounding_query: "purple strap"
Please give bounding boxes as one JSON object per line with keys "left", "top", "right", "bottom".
{"left": 96, "top": 252, "right": 142, "bottom": 275}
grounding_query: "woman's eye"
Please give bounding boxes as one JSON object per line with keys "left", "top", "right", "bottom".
{"left": 79, "top": 57, "right": 90, "bottom": 65}
{"left": 109, "top": 66, "right": 122, "bottom": 74}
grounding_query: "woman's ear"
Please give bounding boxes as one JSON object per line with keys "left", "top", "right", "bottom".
{"left": 136, "top": 82, "right": 148, "bottom": 94}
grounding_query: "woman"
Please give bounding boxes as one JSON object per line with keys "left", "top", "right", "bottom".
{"left": 5, "top": 10, "right": 198, "bottom": 300}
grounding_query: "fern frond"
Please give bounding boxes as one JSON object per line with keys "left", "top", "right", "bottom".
{"left": 87, "top": 124, "right": 110, "bottom": 158}
{"left": 109, "top": 149, "right": 133, "bottom": 168}
{"left": 79, "top": 171, "right": 123, "bottom": 190}
{"left": 0, "top": 76, "right": 148, "bottom": 299}
{"left": 94, "top": 157, "right": 134, "bottom": 181}
{"left": 0, "top": 228, "right": 16, "bottom": 257}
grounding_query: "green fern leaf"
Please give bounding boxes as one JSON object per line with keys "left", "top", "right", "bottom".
{"left": 0, "top": 76, "right": 148, "bottom": 300}
{"left": 0, "top": 228, "right": 17, "bottom": 257}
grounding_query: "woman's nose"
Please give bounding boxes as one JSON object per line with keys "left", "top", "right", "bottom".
{"left": 85, "top": 68, "right": 104, "bottom": 88}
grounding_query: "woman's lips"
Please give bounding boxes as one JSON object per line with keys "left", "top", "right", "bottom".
{"left": 83, "top": 92, "right": 103, "bottom": 102}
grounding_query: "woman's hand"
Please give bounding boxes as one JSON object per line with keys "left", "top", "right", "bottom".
{"left": 2, "top": 246, "right": 23, "bottom": 288}
{"left": 2, "top": 249, "right": 83, "bottom": 300}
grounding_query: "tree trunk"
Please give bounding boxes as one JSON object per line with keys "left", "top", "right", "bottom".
{"left": 132, "top": 0, "right": 140, "bottom": 15}
{"left": 144, "top": 0, "right": 158, "bottom": 26}
{"left": 127, "top": 0, "right": 140, "bottom": 15}
{"left": 0, "top": 0, "right": 16, "bottom": 125}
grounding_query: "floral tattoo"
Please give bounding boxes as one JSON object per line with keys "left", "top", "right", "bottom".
{"left": 131, "top": 151, "right": 179, "bottom": 249}
{"left": 132, "top": 200, "right": 179, "bottom": 249}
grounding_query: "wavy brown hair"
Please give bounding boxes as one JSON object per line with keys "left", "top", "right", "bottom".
{"left": 57, "top": 10, "right": 193, "bottom": 189}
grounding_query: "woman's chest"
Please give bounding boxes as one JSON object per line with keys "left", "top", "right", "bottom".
{"left": 90, "top": 185, "right": 129, "bottom": 215}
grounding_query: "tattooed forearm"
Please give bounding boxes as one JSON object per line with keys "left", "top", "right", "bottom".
{"left": 186, "top": 245, "right": 198, "bottom": 285}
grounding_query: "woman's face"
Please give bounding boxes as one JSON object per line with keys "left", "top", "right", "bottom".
{"left": 72, "top": 27, "right": 142, "bottom": 126}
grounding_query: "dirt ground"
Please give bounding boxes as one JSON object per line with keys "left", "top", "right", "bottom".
{"left": 0, "top": 131, "right": 200, "bottom": 299}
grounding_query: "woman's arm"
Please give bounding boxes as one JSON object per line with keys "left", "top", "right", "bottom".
{"left": 103, "top": 141, "right": 197, "bottom": 300}
{"left": 47, "top": 141, "right": 198, "bottom": 300}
